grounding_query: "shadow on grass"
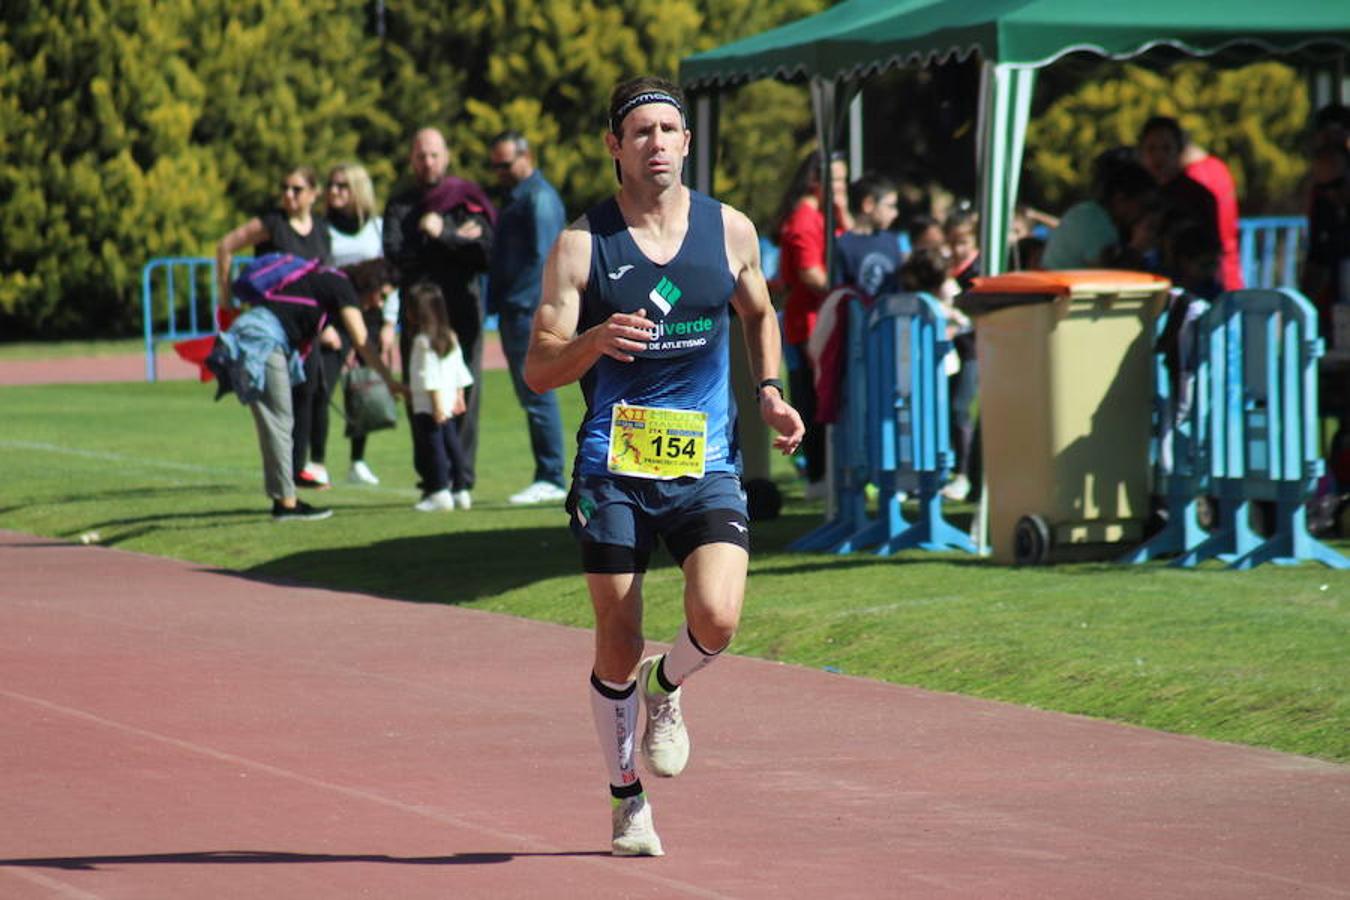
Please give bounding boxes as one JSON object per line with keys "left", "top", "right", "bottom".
{"left": 236, "top": 525, "right": 583, "bottom": 605}
{"left": 233, "top": 509, "right": 947, "bottom": 605}
{"left": 0, "top": 848, "right": 609, "bottom": 870}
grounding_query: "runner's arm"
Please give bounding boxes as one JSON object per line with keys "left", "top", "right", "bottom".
{"left": 725, "top": 207, "right": 805, "bottom": 454}
{"left": 524, "top": 220, "right": 655, "bottom": 392}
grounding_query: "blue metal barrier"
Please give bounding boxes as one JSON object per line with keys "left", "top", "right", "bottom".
{"left": 142, "top": 258, "right": 495, "bottom": 382}
{"left": 791, "top": 291, "right": 974, "bottom": 556}
{"left": 1169, "top": 288, "right": 1346, "bottom": 569}
{"left": 141, "top": 257, "right": 223, "bottom": 382}
{"left": 1121, "top": 295, "right": 1213, "bottom": 563}
{"left": 1237, "top": 216, "right": 1306, "bottom": 290}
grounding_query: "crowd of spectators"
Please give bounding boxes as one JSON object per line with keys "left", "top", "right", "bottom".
{"left": 205, "top": 100, "right": 1350, "bottom": 521}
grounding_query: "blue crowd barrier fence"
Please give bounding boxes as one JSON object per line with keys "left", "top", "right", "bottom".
{"left": 791, "top": 289, "right": 974, "bottom": 556}
{"left": 140, "top": 258, "right": 496, "bottom": 382}
{"left": 1237, "top": 216, "right": 1306, "bottom": 290}
{"left": 1127, "top": 287, "right": 1346, "bottom": 569}
{"left": 141, "top": 257, "right": 224, "bottom": 382}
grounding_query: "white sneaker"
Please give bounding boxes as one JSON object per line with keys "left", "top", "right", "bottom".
{"left": 414, "top": 489, "right": 455, "bottom": 512}
{"left": 941, "top": 474, "right": 971, "bottom": 502}
{"left": 509, "top": 480, "right": 568, "bottom": 505}
{"left": 302, "top": 462, "right": 330, "bottom": 485}
{"left": 347, "top": 461, "right": 379, "bottom": 485}
{"left": 638, "top": 656, "right": 690, "bottom": 778}
{"left": 452, "top": 490, "right": 472, "bottom": 510}
{"left": 803, "top": 480, "right": 828, "bottom": 501}
{"left": 611, "top": 793, "right": 664, "bottom": 857}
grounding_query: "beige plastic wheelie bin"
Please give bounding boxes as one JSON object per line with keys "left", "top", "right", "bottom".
{"left": 956, "top": 270, "right": 1171, "bottom": 564}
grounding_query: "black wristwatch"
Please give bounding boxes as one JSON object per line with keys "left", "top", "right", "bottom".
{"left": 756, "top": 378, "right": 785, "bottom": 401}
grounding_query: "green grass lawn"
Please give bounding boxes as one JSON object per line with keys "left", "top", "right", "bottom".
{"left": 2, "top": 372, "right": 1347, "bottom": 762}
{"left": 0, "top": 337, "right": 146, "bottom": 360}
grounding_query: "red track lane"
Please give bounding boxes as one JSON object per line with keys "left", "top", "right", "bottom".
{"left": 1, "top": 530, "right": 1347, "bottom": 899}
{"left": 0, "top": 336, "right": 507, "bottom": 387}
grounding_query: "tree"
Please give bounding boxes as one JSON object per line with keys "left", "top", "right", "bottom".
{"left": 1025, "top": 61, "right": 1309, "bottom": 215}
{"left": 0, "top": 0, "right": 398, "bottom": 337}
{"left": 0, "top": 0, "right": 828, "bottom": 337}
{"left": 379, "top": 0, "right": 826, "bottom": 225}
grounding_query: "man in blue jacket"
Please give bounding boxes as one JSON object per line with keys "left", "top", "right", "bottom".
{"left": 488, "top": 130, "right": 569, "bottom": 505}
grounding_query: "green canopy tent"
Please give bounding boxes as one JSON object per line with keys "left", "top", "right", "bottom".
{"left": 681, "top": 0, "right": 1350, "bottom": 281}
{"left": 680, "top": 0, "right": 1348, "bottom": 535}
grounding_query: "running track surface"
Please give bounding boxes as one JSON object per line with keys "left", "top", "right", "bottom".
{"left": 2, "top": 531, "right": 1348, "bottom": 899}
{"left": 0, "top": 337, "right": 507, "bottom": 386}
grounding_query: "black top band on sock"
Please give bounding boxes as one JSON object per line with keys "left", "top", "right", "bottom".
{"left": 610, "top": 780, "right": 645, "bottom": 799}
{"left": 654, "top": 656, "right": 679, "bottom": 694}
{"left": 685, "top": 624, "right": 720, "bottom": 658}
{"left": 589, "top": 671, "right": 636, "bottom": 700}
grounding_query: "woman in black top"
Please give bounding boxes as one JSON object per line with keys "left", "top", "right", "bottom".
{"left": 217, "top": 166, "right": 339, "bottom": 488}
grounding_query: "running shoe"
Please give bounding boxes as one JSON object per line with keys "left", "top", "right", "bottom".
{"left": 272, "top": 499, "right": 333, "bottom": 521}
{"left": 803, "top": 479, "right": 828, "bottom": 501}
{"left": 941, "top": 474, "right": 971, "bottom": 502}
{"left": 295, "top": 469, "right": 331, "bottom": 490}
{"left": 348, "top": 461, "right": 380, "bottom": 485}
{"left": 611, "top": 793, "right": 664, "bottom": 857}
{"left": 414, "top": 489, "right": 455, "bottom": 512}
{"left": 509, "top": 480, "right": 568, "bottom": 505}
{"left": 638, "top": 655, "right": 689, "bottom": 777}
{"left": 452, "top": 490, "right": 473, "bottom": 510}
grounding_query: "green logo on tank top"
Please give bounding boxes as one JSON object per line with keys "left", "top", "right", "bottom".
{"left": 648, "top": 276, "right": 682, "bottom": 316}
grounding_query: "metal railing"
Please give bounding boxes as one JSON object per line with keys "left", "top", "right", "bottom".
{"left": 141, "top": 257, "right": 224, "bottom": 382}
{"left": 1237, "top": 216, "right": 1306, "bottom": 290}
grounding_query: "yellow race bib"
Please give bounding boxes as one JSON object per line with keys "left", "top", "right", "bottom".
{"left": 607, "top": 403, "right": 708, "bottom": 479}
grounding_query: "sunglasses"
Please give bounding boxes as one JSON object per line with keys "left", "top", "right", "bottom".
{"left": 328, "top": 181, "right": 350, "bottom": 190}
{"left": 282, "top": 184, "right": 309, "bottom": 195}
{"left": 489, "top": 159, "right": 516, "bottom": 171}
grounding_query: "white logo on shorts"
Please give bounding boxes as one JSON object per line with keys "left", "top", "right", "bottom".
{"left": 728, "top": 521, "right": 748, "bottom": 534}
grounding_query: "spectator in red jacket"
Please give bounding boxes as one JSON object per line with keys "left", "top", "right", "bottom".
{"left": 773, "top": 150, "right": 851, "bottom": 499}
{"left": 1181, "top": 136, "right": 1244, "bottom": 291}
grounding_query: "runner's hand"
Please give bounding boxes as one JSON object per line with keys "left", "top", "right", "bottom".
{"left": 594, "top": 308, "right": 656, "bottom": 363}
{"left": 760, "top": 391, "right": 805, "bottom": 455}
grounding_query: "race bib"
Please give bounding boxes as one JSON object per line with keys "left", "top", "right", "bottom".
{"left": 607, "top": 403, "right": 707, "bottom": 479}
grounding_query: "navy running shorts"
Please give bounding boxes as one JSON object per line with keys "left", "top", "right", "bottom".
{"left": 568, "top": 472, "right": 750, "bottom": 573}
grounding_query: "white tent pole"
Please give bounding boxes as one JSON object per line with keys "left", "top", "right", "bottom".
{"left": 693, "top": 93, "right": 714, "bottom": 194}
{"left": 810, "top": 77, "right": 838, "bottom": 268}
{"left": 849, "top": 91, "right": 864, "bottom": 181}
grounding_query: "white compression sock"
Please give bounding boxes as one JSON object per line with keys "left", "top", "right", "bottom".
{"left": 589, "top": 672, "right": 641, "bottom": 795}
{"left": 652, "top": 625, "right": 723, "bottom": 693}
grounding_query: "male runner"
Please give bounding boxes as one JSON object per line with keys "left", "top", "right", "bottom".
{"left": 525, "top": 75, "right": 805, "bottom": 856}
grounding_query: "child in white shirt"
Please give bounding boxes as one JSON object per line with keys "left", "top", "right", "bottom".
{"left": 406, "top": 283, "right": 474, "bottom": 511}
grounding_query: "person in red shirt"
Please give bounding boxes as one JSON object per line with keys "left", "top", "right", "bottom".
{"left": 773, "top": 150, "right": 851, "bottom": 498}
{"left": 1182, "top": 137, "right": 1244, "bottom": 292}
{"left": 1138, "top": 117, "right": 1221, "bottom": 281}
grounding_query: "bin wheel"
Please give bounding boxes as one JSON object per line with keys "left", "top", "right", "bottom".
{"left": 1013, "top": 515, "right": 1052, "bottom": 566}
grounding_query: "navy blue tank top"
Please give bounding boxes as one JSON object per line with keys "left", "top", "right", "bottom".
{"left": 575, "top": 189, "right": 739, "bottom": 477}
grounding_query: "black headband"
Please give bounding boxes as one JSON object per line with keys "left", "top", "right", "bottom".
{"left": 610, "top": 91, "right": 685, "bottom": 133}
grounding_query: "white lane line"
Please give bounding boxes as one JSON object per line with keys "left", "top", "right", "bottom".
{"left": 0, "top": 865, "right": 104, "bottom": 899}
{"left": 0, "top": 689, "right": 736, "bottom": 899}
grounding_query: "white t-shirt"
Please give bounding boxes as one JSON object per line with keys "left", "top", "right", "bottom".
{"left": 329, "top": 217, "right": 399, "bottom": 324}
{"left": 410, "top": 333, "right": 474, "bottom": 416}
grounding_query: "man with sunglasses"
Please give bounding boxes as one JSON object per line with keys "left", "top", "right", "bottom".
{"left": 486, "top": 131, "right": 569, "bottom": 506}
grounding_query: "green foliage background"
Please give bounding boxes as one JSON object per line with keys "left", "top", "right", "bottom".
{"left": 1026, "top": 61, "right": 1310, "bottom": 213}
{"left": 0, "top": 0, "right": 823, "bottom": 339}
{"left": 0, "top": 2, "right": 1319, "bottom": 338}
